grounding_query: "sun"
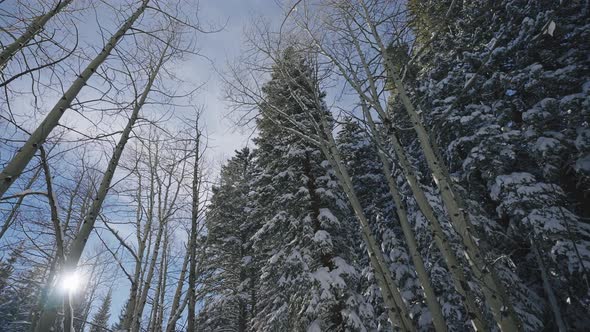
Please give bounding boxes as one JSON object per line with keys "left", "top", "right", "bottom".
{"left": 60, "top": 272, "right": 81, "bottom": 293}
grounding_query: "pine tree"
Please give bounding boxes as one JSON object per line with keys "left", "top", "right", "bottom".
{"left": 198, "top": 148, "right": 259, "bottom": 331}
{"left": 336, "top": 118, "right": 414, "bottom": 331}
{"left": 249, "top": 48, "right": 372, "bottom": 331}
{"left": 0, "top": 247, "right": 22, "bottom": 330}
{"left": 336, "top": 118, "right": 468, "bottom": 330}
{"left": 408, "top": 0, "right": 590, "bottom": 329}
{"left": 90, "top": 291, "right": 112, "bottom": 332}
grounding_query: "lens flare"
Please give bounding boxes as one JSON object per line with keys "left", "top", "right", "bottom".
{"left": 60, "top": 272, "right": 81, "bottom": 293}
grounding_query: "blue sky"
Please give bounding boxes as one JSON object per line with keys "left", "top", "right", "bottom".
{"left": 176, "top": 0, "right": 284, "bottom": 162}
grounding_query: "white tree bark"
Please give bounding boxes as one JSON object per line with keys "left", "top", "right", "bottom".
{"left": 317, "top": 118, "right": 415, "bottom": 331}
{"left": 366, "top": 34, "right": 521, "bottom": 332}
{"left": 363, "top": 105, "right": 488, "bottom": 331}
{"left": 380, "top": 55, "right": 520, "bottom": 332}
{"left": 165, "top": 245, "right": 189, "bottom": 332}
{"left": 0, "top": 0, "right": 74, "bottom": 70}
{"left": 262, "top": 109, "right": 415, "bottom": 331}
{"left": 0, "top": 0, "right": 150, "bottom": 199}
{"left": 357, "top": 108, "right": 448, "bottom": 331}
{"left": 34, "top": 28, "right": 166, "bottom": 332}
{"left": 188, "top": 118, "right": 202, "bottom": 332}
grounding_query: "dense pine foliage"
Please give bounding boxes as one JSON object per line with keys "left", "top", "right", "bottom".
{"left": 197, "top": 0, "right": 590, "bottom": 331}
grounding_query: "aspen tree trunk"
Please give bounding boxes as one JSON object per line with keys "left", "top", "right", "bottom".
{"left": 148, "top": 234, "right": 168, "bottom": 332}
{"left": 131, "top": 220, "right": 165, "bottom": 332}
{"left": 130, "top": 140, "right": 186, "bottom": 331}
{"left": 263, "top": 82, "right": 415, "bottom": 330}
{"left": 362, "top": 130, "right": 447, "bottom": 331}
{"left": 39, "top": 147, "right": 65, "bottom": 265}
{"left": 122, "top": 175, "right": 147, "bottom": 331}
{"left": 188, "top": 120, "right": 202, "bottom": 332}
{"left": 349, "top": 109, "right": 447, "bottom": 331}
{"left": 156, "top": 241, "right": 169, "bottom": 332}
{"left": 165, "top": 249, "right": 190, "bottom": 332}
{"left": 354, "top": 1, "right": 521, "bottom": 329}
{"left": 380, "top": 56, "right": 520, "bottom": 332}
{"left": 262, "top": 110, "right": 413, "bottom": 330}
{"left": 531, "top": 238, "right": 566, "bottom": 332}
{"left": 318, "top": 128, "right": 415, "bottom": 332}
{"left": 124, "top": 145, "right": 158, "bottom": 331}
{"left": 34, "top": 30, "right": 166, "bottom": 332}
{"left": 39, "top": 147, "right": 74, "bottom": 332}
{"left": 0, "top": 167, "right": 41, "bottom": 240}
{"left": 311, "top": 7, "right": 486, "bottom": 328}
{"left": 363, "top": 105, "right": 488, "bottom": 331}
{"left": 0, "top": 0, "right": 149, "bottom": 199}
{"left": 0, "top": 0, "right": 74, "bottom": 70}
{"left": 358, "top": 23, "right": 522, "bottom": 332}
{"left": 306, "top": 110, "right": 415, "bottom": 331}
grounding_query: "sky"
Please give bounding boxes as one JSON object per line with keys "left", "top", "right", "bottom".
{"left": 175, "top": 0, "right": 284, "bottom": 164}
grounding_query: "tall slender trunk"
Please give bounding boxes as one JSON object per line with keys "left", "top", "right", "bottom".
{"left": 165, "top": 248, "right": 190, "bottom": 332}
{"left": 354, "top": 108, "right": 447, "bottom": 331}
{"left": 0, "top": 0, "right": 149, "bottom": 199}
{"left": 187, "top": 122, "right": 202, "bottom": 332}
{"left": 131, "top": 221, "right": 165, "bottom": 332}
{"left": 381, "top": 56, "right": 520, "bottom": 331}
{"left": 531, "top": 238, "right": 566, "bottom": 331}
{"left": 39, "top": 147, "right": 74, "bottom": 331}
{"left": 261, "top": 94, "right": 415, "bottom": 331}
{"left": 0, "top": 0, "right": 74, "bottom": 70}
{"left": 370, "top": 136, "right": 447, "bottom": 331}
{"left": 323, "top": 143, "right": 414, "bottom": 331}
{"left": 148, "top": 234, "right": 168, "bottom": 332}
{"left": 354, "top": 1, "right": 521, "bottom": 328}
{"left": 34, "top": 29, "right": 167, "bottom": 332}
{"left": 0, "top": 167, "right": 41, "bottom": 240}
{"left": 276, "top": 112, "right": 414, "bottom": 330}
{"left": 122, "top": 175, "right": 147, "bottom": 331}
{"left": 156, "top": 245, "right": 168, "bottom": 332}
{"left": 363, "top": 105, "right": 488, "bottom": 331}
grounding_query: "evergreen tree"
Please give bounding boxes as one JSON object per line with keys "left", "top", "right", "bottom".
{"left": 198, "top": 148, "right": 259, "bottom": 331}
{"left": 90, "top": 291, "right": 112, "bottom": 332}
{"left": 336, "top": 118, "right": 467, "bottom": 330}
{"left": 0, "top": 247, "right": 22, "bottom": 330}
{"left": 249, "top": 48, "right": 372, "bottom": 331}
{"left": 408, "top": 0, "right": 590, "bottom": 329}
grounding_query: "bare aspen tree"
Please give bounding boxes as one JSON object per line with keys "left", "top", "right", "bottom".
{"left": 34, "top": 29, "right": 171, "bottom": 332}
{"left": 164, "top": 246, "right": 190, "bottom": 332}
{"left": 188, "top": 115, "right": 203, "bottom": 332}
{"left": 107, "top": 123, "right": 201, "bottom": 332}
{"left": 0, "top": 0, "right": 150, "bottom": 199}
{"left": 147, "top": 230, "right": 169, "bottom": 332}
{"left": 279, "top": 5, "right": 451, "bottom": 331}
{"left": 0, "top": 0, "right": 74, "bottom": 70}
{"left": 256, "top": 86, "right": 416, "bottom": 331}
{"left": 361, "top": 103, "right": 488, "bottom": 331}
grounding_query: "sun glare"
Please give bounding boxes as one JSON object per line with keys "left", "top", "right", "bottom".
{"left": 60, "top": 272, "right": 81, "bottom": 293}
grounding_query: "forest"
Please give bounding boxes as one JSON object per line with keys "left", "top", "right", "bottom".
{"left": 0, "top": 0, "right": 588, "bottom": 331}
